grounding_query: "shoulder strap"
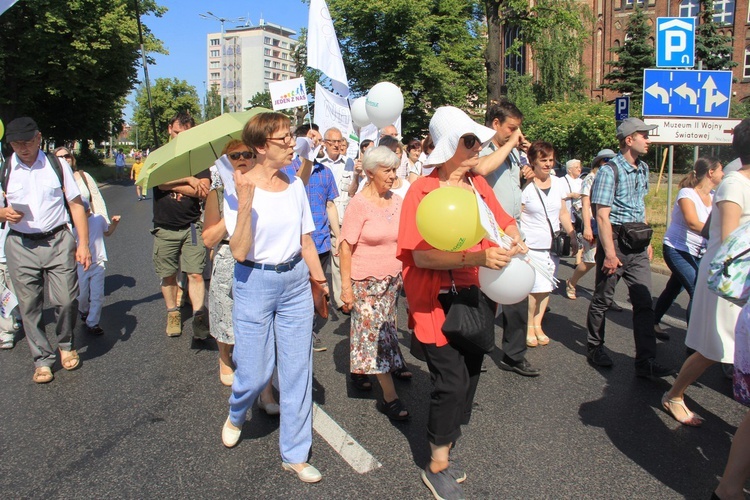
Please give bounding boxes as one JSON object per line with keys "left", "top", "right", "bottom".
{"left": 0, "top": 157, "right": 8, "bottom": 229}
{"left": 45, "top": 153, "right": 74, "bottom": 227}
{"left": 533, "top": 183, "right": 556, "bottom": 240}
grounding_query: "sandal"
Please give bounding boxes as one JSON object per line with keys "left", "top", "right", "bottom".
{"left": 33, "top": 366, "right": 54, "bottom": 384}
{"left": 565, "top": 280, "right": 577, "bottom": 300}
{"left": 377, "top": 398, "right": 410, "bottom": 421}
{"left": 59, "top": 349, "right": 80, "bottom": 371}
{"left": 536, "top": 329, "right": 550, "bottom": 346}
{"left": 661, "top": 392, "right": 704, "bottom": 427}
{"left": 526, "top": 333, "right": 538, "bottom": 348}
{"left": 350, "top": 373, "right": 372, "bottom": 391}
{"left": 392, "top": 367, "right": 413, "bottom": 380}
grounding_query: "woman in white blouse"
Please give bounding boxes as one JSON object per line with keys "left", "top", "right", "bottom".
{"left": 53, "top": 147, "right": 109, "bottom": 222}
{"left": 520, "top": 141, "right": 577, "bottom": 347}
{"left": 219, "top": 112, "right": 328, "bottom": 484}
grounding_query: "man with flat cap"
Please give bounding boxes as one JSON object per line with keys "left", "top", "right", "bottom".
{"left": 586, "top": 117, "right": 674, "bottom": 378}
{"left": 0, "top": 117, "right": 91, "bottom": 384}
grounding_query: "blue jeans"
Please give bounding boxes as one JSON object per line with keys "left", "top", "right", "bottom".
{"left": 653, "top": 245, "right": 701, "bottom": 324}
{"left": 229, "top": 258, "right": 314, "bottom": 464}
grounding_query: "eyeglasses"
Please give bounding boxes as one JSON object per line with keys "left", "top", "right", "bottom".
{"left": 461, "top": 135, "right": 481, "bottom": 149}
{"left": 266, "top": 133, "right": 293, "bottom": 144}
{"left": 325, "top": 139, "right": 346, "bottom": 145}
{"left": 228, "top": 151, "right": 254, "bottom": 160}
{"left": 56, "top": 154, "right": 72, "bottom": 160}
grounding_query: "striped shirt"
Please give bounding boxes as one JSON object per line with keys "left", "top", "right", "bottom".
{"left": 590, "top": 152, "right": 649, "bottom": 225}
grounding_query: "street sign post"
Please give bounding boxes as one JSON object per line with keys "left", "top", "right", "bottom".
{"left": 656, "top": 17, "right": 696, "bottom": 68}
{"left": 614, "top": 96, "right": 630, "bottom": 121}
{"left": 642, "top": 69, "right": 732, "bottom": 118}
{"left": 643, "top": 118, "right": 740, "bottom": 145}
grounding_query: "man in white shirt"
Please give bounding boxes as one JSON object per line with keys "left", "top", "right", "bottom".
{"left": 562, "top": 159, "right": 583, "bottom": 220}
{"left": 318, "top": 127, "right": 353, "bottom": 314}
{"left": 0, "top": 117, "right": 91, "bottom": 384}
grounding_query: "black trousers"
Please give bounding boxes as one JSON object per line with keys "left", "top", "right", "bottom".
{"left": 500, "top": 297, "right": 528, "bottom": 363}
{"left": 586, "top": 233, "right": 657, "bottom": 365}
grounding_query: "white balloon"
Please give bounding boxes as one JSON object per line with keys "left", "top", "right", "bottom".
{"left": 478, "top": 257, "right": 536, "bottom": 305}
{"left": 365, "top": 82, "right": 404, "bottom": 129}
{"left": 351, "top": 97, "right": 371, "bottom": 128}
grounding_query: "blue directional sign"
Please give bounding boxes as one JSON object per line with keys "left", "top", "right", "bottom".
{"left": 656, "top": 17, "right": 695, "bottom": 68}
{"left": 614, "top": 96, "right": 630, "bottom": 121}
{"left": 642, "top": 69, "right": 733, "bottom": 118}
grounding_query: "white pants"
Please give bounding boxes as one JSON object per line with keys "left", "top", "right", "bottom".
{"left": 78, "top": 261, "right": 106, "bottom": 327}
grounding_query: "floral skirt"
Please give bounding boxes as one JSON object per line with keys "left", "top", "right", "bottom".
{"left": 350, "top": 274, "right": 405, "bottom": 374}
{"left": 734, "top": 302, "right": 750, "bottom": 407}
{"left": 208, "top": 244, "right": 235, "bottom": 345}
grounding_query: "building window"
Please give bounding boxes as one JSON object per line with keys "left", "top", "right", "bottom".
{"left": 210, "top": 72, "right": 220, "bottom": 79}
{"left": 264, "top": 37, "right": 271, "bottom": 44}
{"left": 264, "top": 71, "right": 271, "bottom": 78}
{"left": 273, "top": 50, "right": 280, "bottom": 58}
{"left": 713, "top": 0, "right": 735, "bottom": 25}
{"left": 281, "top": 52, "right": 288, "bottom": 60}
{"left": 210, "top": 61, "right": 220, "bottom": 69}
{"left": 282, "top": 75, "right": 288, "bottom": 80}
{"left": 289, "top": 64, "right": 296, "bottom": 72}
{"left": 210, "top": 38, "right": 220, "bottom": 46}
{"left": 744, "top": 45, "right": 750, "bottom": 78}
{"left": 595, "top": 28, "right": 603, "bottom": 87}
{"left": 282, "top": 63, "right": 288, "bottom": 71}
{"left": 503, "top": 26, "right": 525, "bottom": 79}
{"left": 264, "top": 59, "right": 270, "bottom": 67}
{"left": 272, "top": 61, "right": 280, "bottom": 68}
{"left": 679, "top": 0, "right": 700, "bottom": 17}
{"left": 624, "top": 0, "right": 645, "bottom": 6}
{"left": 210, "top": 50, "right": 220, "bottom": 58}
{"left": 264, "top": 48, "right": 271, "bottom": 56}
{"left": 281, "top": 41, "right": 288, "bottom": 48}
{"left": 272, "top": 39, "right": 280, "bottom": 46}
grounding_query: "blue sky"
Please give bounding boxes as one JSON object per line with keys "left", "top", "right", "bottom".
{"left": 128, "top": 0, "right": 309, "bottom": 120}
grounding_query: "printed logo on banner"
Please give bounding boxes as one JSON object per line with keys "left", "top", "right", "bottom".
{"left": 269, "top": 77, "right": 308, "bottom": 111}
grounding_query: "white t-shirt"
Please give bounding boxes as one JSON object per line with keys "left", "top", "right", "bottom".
{"left": 520, "top": 177, "right": 567, "bottom": 250}
{"left": 663, "top": 187, "right": 712, "bottom": 257}
{"left": 0, "top": 224, "right": 9, "bottom": 263}
{"left": 223, "top": 176, "right": 314, "bottom": 264}
{"left": 74, "top": 213, "right": 108, "bottom": 264}
{"left": 561, "top": 174, "right": 583, "bottom": 214}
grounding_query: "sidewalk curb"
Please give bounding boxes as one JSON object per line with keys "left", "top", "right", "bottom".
{"left": 651, "top": 263, "right": 671, "bottom": 276}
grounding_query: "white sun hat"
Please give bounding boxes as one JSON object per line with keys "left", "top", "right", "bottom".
{"left": 423, "top": 106, "right": 496, "bottom": 167}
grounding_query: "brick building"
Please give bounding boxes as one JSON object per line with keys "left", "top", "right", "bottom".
{"left": 501, "top": 1, "right": 750, "bottom": 103}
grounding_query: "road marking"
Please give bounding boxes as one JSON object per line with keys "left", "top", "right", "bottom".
{"left": 313, "top": 403, "right": 382, "bottom": 474}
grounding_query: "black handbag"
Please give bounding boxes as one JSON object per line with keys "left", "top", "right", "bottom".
{"left": 534, "top": 184, "right": 573, "bottom": 257}
{"left": 439, "top": 274, "right": 496, "bottom": 356}
{"left": 618, "top": 222, "right": 653, "bottom": 251}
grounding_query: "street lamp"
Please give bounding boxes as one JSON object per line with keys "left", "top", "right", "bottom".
{"left": 199, "top": 11, "right": 246, "bottom": 114}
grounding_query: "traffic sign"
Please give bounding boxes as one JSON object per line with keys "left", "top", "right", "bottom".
{"left": 642, "top": 69, "right": 732, "bottom": 118}
{"left": 656, "top": 17, "right": 695, "bottom": 68}
{"left": 614, "top": 96, "right": 630, "bottom": 121}
{"left": 643, "top": 118, "right": 740, "bottom": 145}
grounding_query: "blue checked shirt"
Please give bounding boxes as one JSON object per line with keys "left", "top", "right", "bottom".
{"left": 281, "top": 158, "right": 339, "bottom": 254}
{"left": 589, "top": 153, "right": 649, "bottom": 225}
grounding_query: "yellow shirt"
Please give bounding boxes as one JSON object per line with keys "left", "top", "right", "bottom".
{"left": 131, "top": 161, "right": 144, "bottom": 178}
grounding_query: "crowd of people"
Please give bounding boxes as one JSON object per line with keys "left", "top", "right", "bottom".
{"left": 1, "top": 103, "right": 749, "bottom": 499}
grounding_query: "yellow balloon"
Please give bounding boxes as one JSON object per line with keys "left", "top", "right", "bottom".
{"left": 0, "top": 119, "right": 4, "bottom": 141}
{"left": 416, "top": 187, "right": 486, "bottom": 252}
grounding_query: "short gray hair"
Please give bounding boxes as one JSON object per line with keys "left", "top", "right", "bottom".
{"left": 566, "top": 159, "right": 581, "bottom": 172}
{"left": 362, "top": 146, "right": 400, "bottom": 173}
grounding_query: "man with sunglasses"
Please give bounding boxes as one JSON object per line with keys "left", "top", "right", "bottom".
{"left": 0, "top": 117, "right": 91, "bottom": 383}
{"left": 151, "top": 111, "right": 211, "bottom": 340}
{"left": 318, "top": 127, "right": 355, "bottom": 317}
{"left": 472, "top": 100, "right": 540, "bottom": 378}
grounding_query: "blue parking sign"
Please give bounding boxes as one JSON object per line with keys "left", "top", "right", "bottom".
{"left": 615, "top": 96, "right": 630, "bottom": 121}
{"left": 656, "top": 17, "right": 695, "bottom": 68}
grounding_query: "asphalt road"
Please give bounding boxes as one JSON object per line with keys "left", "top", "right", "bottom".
{"left": 0, "top": 180, "right": 747, "bottom": 499}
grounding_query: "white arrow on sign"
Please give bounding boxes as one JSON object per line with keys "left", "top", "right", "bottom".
{"left": 703, "top": 76, "right": 728, "bottom": 112}
{"left": 646, "top": 82, "right": 670, "bottom": 104}
{"left": 673, "top": 83, "right": 698, "bottom": 105}
{"left": 658, "top": 19, "right": 694, "bottom": 31}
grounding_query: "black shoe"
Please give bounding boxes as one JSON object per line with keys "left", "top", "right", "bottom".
{"left": 635, "top": 358, "right": 675, "bottom": 378}
{"left": 587, "top": 345, "right": 613, "bottom": 367}
{"left": 338, "top": 306, "right": 351, "bottom": 316}
{"left": 80, "top": 311, "right": 88, "bottom": 322}
{"left": 87, "top": 325, "right": 104, "bottom": 335}
{"left": 653, "top": 324, "right": 670, "bottom": 341}
{"left": 499, "top": 357, "right": 541, "bottom": 377}
{"left": 421, "top": 466, "right": 465, "bottom": 500}
{"left": 609, "top": 302, "right": 623, "bottom": 312}
{"left": 721, "top": 363, "right": 734, "bottom": 380}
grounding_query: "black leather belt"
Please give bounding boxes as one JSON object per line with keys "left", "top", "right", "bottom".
{"left": 238, "top": 254, "right": 302, "bottom": 273}
{"left": 9, "top": 225, "right": 66, "bottom": 241}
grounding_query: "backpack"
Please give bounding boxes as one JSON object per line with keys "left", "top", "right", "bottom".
{"left": 707, "top": 219, "right": 750, "bottom": 306}
{"left": 0, "top": 152, "right": 73, "bottom": 229}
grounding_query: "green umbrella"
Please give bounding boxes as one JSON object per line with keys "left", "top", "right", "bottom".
{"left": 136, "top": 107, "right": 271, "bottom": 190}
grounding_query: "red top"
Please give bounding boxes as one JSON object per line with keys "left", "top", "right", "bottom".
{"left": 396, "top": 171, "right": 516, "bottom": 347}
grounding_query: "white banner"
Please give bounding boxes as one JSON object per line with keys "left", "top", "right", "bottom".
{"left": 308, "top": 0, "right": 349, "bottom": 97}
{"left": 644, "top": 117, "right": 741, "bottom": 145}
{"left": 314, "top": 83, "right": 355, "bottom": 148}
{"left": 269, "top": 78, "right": 308, "bottom": 111}
{"left": 0, "top": 1, "right": 19, "bottom": 17}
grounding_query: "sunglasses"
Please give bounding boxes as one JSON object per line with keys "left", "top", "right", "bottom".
{"left": 56, "top": 154, "right": 72, "bottom": 159}
{"left": 228, "top": 151, "right": 254, "bottom": 160}
{"left": 461, "top": 135, "right": 480, "bottom": 149}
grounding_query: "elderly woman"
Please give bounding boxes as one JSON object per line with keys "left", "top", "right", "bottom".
{"left": 201, "top": 140, "right": 279, "bottom": 414}
{"left": 397, "top": 106, "right": 525, "bottom": 500}
{"left": 340, "top": 146, "right": 410, "bottom": 420}
{"left": 520, "top": 141, "right": 577, "bottom": 347}
{"left": 53, "top": 147, "right": 109, "bottom": 222}
{"left": 219, "top": 112, "right": 328, "bottom": 484}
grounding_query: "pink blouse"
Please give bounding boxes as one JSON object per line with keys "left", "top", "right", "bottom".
{"left": 340, "top": 192, "right": 403, "bottom": 280}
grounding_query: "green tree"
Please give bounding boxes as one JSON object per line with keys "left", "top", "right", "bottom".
{"left": 601, "top": 5, "right": 654, "bottom": 99}
{"left": 327, "top": 0, "right": 487, "bottom": 137}
{"left": 132, "top": 78, "right": 201, "bottom": 149}
{"left": 0, "top": 0, "right": 166, "bottom": 143}
{"left": 203, "top": 85, "right": 224, "bottom": 121}
{"left": 696, "top": 0, "right": 737, "bottom": 71}
{"left": 248, "top": 91, "right": 273, "bottom": 110}
{"left": 290, "top": 28, "right": 320, "bottom": 126}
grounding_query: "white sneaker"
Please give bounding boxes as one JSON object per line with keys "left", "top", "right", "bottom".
{"left": 221, "top": 417, "right": 241, "bottom": 448}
